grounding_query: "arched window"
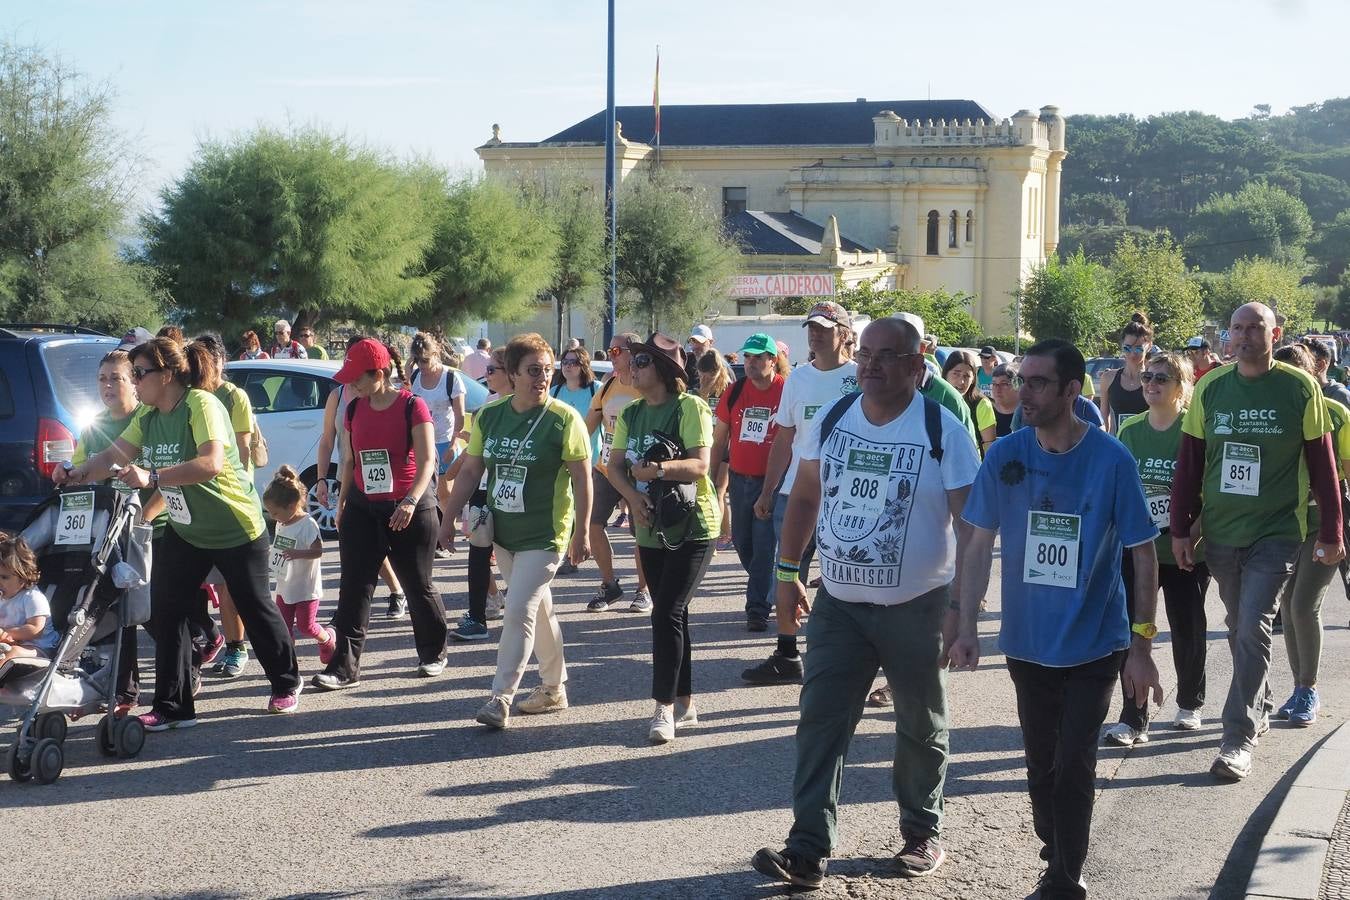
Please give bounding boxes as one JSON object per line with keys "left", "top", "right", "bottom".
{"left": 965, "top": 210, "right": 974, "bottom": 243}
{"left": 926, "top": 211, "right": 940, "bottom": 256}
{"left": 949, "top": 211, "right": 959, "bottom": 248}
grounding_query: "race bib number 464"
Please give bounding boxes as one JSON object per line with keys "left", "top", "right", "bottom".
{"left": 1024, "top": 511, "right": 1080, "bottom": 589}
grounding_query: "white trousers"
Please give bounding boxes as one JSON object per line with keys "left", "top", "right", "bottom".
{"left": 491, "top": 546, "right": 567, "bottom": 701}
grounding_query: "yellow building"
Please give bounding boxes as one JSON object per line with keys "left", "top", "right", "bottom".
{"left": 476, "top": 97, "right": 1065, "bottom": 343}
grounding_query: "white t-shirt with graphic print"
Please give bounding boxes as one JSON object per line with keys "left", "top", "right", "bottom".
{"left": 773, "top": 360, "right": 859, "bottom": 496}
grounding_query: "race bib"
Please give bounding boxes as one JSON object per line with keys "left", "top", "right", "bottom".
{"left": 1146, "top": 490, "right": 1171, "bottom": 531}
{"left": 842, "top": 448, "right": 892, "bottom": 517}
{"left": 55, "top": 491, "right": 95, "bottom": 546}
{"left": 270, "top": 534, "right": 296, "bottom": 577}
{"left": 492, "top": 464, "right": 527, "bottom": 513}
{"left": 739, "top": 407, "right": 771, "bottom": 444}
{"left": 803, "top": 404, "right": 822, "bottom": 422}
{"left": 1024, "top": 511, "right": 1080, "bottom": 589}
{"left": 161, "top": 486, "right": 192, "bottom": 525}
{"left": 360, "top": 449, "right": 393, "bottom": 494}
{"left": 1220, "top": 443, "right": 1260, "bottom": 497}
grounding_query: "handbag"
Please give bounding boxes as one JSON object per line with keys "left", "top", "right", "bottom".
{"left": 638, "top": 399, "right": 699, "bottom": 547}
{"left": 467, "top": 398, "right": 553, "bottom": 549}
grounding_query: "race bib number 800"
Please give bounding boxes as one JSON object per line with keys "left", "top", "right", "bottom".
{"left": 1024, "top": 511, "right": 1080, "bottom": 589}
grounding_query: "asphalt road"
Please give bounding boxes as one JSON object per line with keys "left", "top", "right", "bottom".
{"left": 4, "top": 530, "right": 1348, "bottom": 899}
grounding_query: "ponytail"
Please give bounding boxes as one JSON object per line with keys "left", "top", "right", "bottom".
{"left": 385, "top": 344, "right": 406, "bottom": 384}
{"left": 263, "top": 464, "right": 306, "bottom": 511}
{"left": 183, "top": 340, "right": 220, "bottom": 391}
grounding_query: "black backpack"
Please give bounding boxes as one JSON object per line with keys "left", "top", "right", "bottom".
{"left": 817, "top": 391, "right": 945, "bottom": 464}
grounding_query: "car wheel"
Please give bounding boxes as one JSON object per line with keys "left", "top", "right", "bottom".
{"left": 300, "top": 464, "right": 339, "bottom": 541}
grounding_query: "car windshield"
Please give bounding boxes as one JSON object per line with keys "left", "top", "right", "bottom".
{"left": 44, "top": 340, "right": 116, "bottom": 422}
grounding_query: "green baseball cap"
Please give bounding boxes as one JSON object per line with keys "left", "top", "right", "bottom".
{"left": 740, "top": 333, "right": 777, "bottom": 356}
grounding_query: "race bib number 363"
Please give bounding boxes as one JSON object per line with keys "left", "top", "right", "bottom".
{"left": 1024, "top": 511, "right": 1080, "bottom": 589}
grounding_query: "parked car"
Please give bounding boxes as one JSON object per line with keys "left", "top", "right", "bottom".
{"left": 1085, "top": 356, "right": 1124, "bottom": 394}
{"left": 935, "top": 346, "right": 1015, "bottom": 367}
{"left": 0, "top": 326, "right": 119, "bottom": 531}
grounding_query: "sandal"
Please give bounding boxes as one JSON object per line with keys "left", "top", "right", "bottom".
{"left": 867, "top": 685, "right": 893, "bottom": 707}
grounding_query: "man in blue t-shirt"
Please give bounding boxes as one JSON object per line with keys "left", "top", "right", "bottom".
{"left": 948, "top": 339, "right": 1162, "bottom": 900}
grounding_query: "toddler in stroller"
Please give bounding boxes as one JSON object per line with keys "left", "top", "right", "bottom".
{"left": 0, "top": 534, "right": 60, "bottom": 666}
{"left": 1, "top": 484, "right": 152, "bottom": 784}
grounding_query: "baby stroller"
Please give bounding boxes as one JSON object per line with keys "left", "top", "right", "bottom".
{"left": 1, "top": 484, "right": 153, "bottom": 784}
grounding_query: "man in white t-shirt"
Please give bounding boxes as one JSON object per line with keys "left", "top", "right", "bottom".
{"left": 462, "top": 338, "right": 493, "bottom": 381}
{"left": 744, "top": 300, "right": 858, "bottom": 684}
{"left": 752, "top": 316, "right": 979, "bottom": 889}
{"left": 270, "top": 319, "right": 307, "bottom": 360}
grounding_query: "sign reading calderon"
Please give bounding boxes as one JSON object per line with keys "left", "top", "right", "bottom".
{"left": 726, "top": 274, "right": 836, "bottom": 298}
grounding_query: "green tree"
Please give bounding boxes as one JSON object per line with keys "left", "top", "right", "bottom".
{"left": 1183, "top": 181, "right": 1313, "bottom": 272}
{"left": 616, "top": 172, "right": 740, "bottom": 334}
{"left": 1016, "top": 250, "right": 1121, "bottom": 352}
{"left": 1334, "top": 270, "right": 1350, "bottom": 327}
{"left": 1107, "top": 233, "right": 1204, "bottom": 348}
{"left": 144, "top": 127, "right": 436, "bottom": 336}
{"left": 807, "top": 281, "right": 982, "bottom": 345}
{"left": 410, "top": 173, "right": 560, "bottom": 331}
{"left": 514, "top": 170, "right": 605, "bottom": 347}
{"left": 1310, "top": 209, "right": 1350, "bottom": 286}
{"left": 1065, "top": 192, "right": 1127, "bottom": 226}
{"left": 0, "top": 42, "right": 161, "bottom": 331}
{"left": 1201, "top": 257, "right": 1316, "bottom": 333}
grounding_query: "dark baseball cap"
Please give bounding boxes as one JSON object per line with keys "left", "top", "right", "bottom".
{"left": 979, "top": 345, "right": 997, "bottom": 358}
{"left": 803, "top": 301, "right": 851, "bottom": 329}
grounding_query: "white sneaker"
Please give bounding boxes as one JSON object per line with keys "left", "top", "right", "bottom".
{"left": 475, "top": 695, "right": 511, "bottom": 729}
{"left": 517, "top": 685, "right": 568, "bottom": 715}
{"left": 1174, "top": 708, "right": 1202, "bottom": 730}
{"left": 1211, "top": 745, "right": 1253, "bottom": 780}
{"left": 649, "top": 703, "right": 675, "bottom": 743}
{"left": 674, "top": 699, "right": 698, "bottom": 728}
{"left": 1103, "top": 722, "right": 1149, "bottom": 746}
{"left": 416, "top": 656, "right": 446, "bottom": 678}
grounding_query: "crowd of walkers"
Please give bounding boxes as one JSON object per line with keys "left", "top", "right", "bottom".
{"left": 42, "top": 302, "right": 1350, "bottom": 899}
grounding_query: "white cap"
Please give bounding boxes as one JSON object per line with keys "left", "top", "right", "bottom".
{"left": 690, "top": 324, "right": 713, "bottom": 342}
{"left": 894, "top": 312, "right": 925, "bottom": 339}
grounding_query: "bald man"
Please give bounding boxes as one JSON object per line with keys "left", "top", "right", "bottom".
{"left": 1171, "top": 302, "right": 1345, "bottom": 781}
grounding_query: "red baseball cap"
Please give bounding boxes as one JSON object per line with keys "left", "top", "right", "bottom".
{"left": 334, "top": 338, "right": 390, "bottom": 384}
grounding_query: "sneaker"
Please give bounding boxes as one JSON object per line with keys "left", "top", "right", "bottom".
{"left": 138, "top": 711, "right": 197, "bottom": 732}
{"left": 212, "top": 646, "right": 249, "bottom": 679}
{"left": 742, "top": 650, "right": 804, "bottom": 685}
{"left": 435, "top": 546, "right": 451, "bottom": 559}
{"left": 486, "top": 593, "right": 504, "bottom": 621}
{"left": 417, "top": 656, "right": 447, "bottom": 678}
{"left": 556, "top": 560, "right": 579, "bottom": 576}
{"left": 1103, "top": 722, "right": 1149, "bottom": 746}
{"left": 716, "top": 535, "right": 734, "bottom": 552}
{"left": 611, "top": 512, "right": 627, "bottom": 528}
{"left": 1211, "top": 744, "right": 1253, "bottom": 780}
{"left": 199, "top": 632, "right": 226, "bottom": 667}
{"left": 268, "top": 683, "right": 302, "bottom": 714}
{"left": 1257, "top": 712, "right": 1271, "bottom": 738}
{"left": 450, "top": 615, "right": 490, "bottom": 642}
{"left": 311, "top": 671, "right": 360, "bottom": 691}
{"left": 190, "top": 666, "right": 202, "bottom": 699}
{"left": 649, "top": 703, "right": 676, "bottom": 743}
{"left": 894, "top": 831, "right": 945, "bottom": 878}
{"left": 386, "top": 592, "right": 408, "bottom": 619}
{"left": 317, "top": 627, "right": 337, "bottom": 666}
{"left": 628, "top": 589, "right": 653, "bottom": 613}
{"left": 752, "top": 847, "right": 825, "bottom": 889}
{"left": 517, "top": 685, "right": 568, "bottom": 715}
{"left": 675, "top": 699, "right": 699, "bottom": 728}
{"left": 1290, "top": 687, "right": 1321, "bottom": 727}
{"left": 746, "top": 616, "right": 769, "bottom": 633}
{"left": 1276, "top": 690, "right": 1299, "bottom": 720}
{"left": 587, "top": 581, "right": 623, "bottom": 612}
{"left": 476, "top": 695, "right": 510, "bottom": 729}
{"left": 868, "top": 685, "right": 894, "bottom": 708}
{"left": 1174, "top": 708, "right": 1202, "bottom": 730}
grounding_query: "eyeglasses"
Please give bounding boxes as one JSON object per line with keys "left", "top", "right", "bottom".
{"left": 485, "top": 365, "right": 498, "bottom": 375}
{"left": 854, "top": 350, "right": 920, "bottom": 367}
{"left": 130, "top": 366, "right": 163, "bottom": 381}
{"left": 608, "top": 346, "right": 628, "bottom": 357}
{"left": 1011, "top": 375, "right": 1061, "bottom": 393}
{"left": 1139, "top": 372, "right": 1175, "bottom": 384}
{"left": 990, "top": 379, "right": 1015, "bottom": 389}
{"left": 561, "top": 358, "right": 581, "bottom": 367}
{"left": 521, "top": 364, "right": 548, "bottom": 378}
{"left": 1120, "top": 344, "right": 1146, "bottom": 355}
{"left": 632, "top": 353, "right": 654, "bottom": 369}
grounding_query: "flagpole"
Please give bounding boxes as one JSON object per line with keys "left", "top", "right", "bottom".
{"left": 602, "top": 0, "right": 617, "bottom": 348}
{"left": 653, "top": 46, "right": 661, "bottom": 171}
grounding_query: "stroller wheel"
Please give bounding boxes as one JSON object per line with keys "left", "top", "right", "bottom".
{"left": 35, "top": 712, "right": 67, "bottom": 744}
{"left": 115, "top": 717, "right": 145, "bottom": 759}
{"left": 96, "top": 716, "right": 118, "bottom": 757}
{"left": 31, "top": 738, "right": 63, "bottom": 784}
{"left": 6, "top": 740, "right": 32, "bottom": 782}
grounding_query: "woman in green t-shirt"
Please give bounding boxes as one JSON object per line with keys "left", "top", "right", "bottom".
{"left": 607, "top": 332, "right": 720, "bottom": 744}
{"left": 941, "top": 350, "right": 997, "bottom": 455}
{"left": 1109, "top": 352, "right": 1210, "bottom": 744}
{"left": 61, "top": 338, "right": 301, "bottom": 730}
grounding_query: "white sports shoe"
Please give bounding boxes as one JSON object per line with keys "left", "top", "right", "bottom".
{"left": 517, "top": 685, "right": 568, "bottom": 715}
{"left": 649, "top": 703, "right": 675, "bottom": 743}
{"left": 1174, "top": 708, "right": 1202, "bottom": 730}
{"left": 1211, "top": 745, "right": 1253, "bottom": 780}
{"left": 674, "top": 699, "right": 698, "bottom": 727}
{"left": 1103, "top": 722, "right": 1149, "bottom": 746}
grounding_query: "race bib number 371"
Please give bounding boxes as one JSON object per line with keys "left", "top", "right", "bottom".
{"left": 1024, "top": 511, "right": 1081, "bottom": 589}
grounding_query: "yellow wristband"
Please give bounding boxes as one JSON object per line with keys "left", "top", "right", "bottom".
{"left": 776, "top": 569, "right": 799, "bottom": 583}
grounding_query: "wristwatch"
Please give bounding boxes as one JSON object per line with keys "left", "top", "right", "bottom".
{"left": 1131, "top": 622, "right": 1158, "bottom": 640}
{"left": 149, "top": 470, "right": 160, "bottom": 490}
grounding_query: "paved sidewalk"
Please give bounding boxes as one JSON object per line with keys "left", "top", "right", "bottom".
{"left": 1323, "top": 794, "right": 1350, "bottom": 899}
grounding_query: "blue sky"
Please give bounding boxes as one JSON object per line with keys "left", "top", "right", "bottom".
{"left": 11, "top": 0, "right": 1347, "bottom": 210}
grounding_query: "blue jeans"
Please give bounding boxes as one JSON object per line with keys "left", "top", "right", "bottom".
{"left": 730, "top": 473, "right": 776, "bottom": 620}
{"left": 773, "top": 491, "right": 816, "bottom": 588}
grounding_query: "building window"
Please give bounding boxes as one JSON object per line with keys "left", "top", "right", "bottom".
{"left": 965, "top": 210, "right": 974, "bottom": 243}
{"left": 722, "top": 187, "right": 747, "bottom": 217}
{"left": 926, "top": 210, "right": 940, "bottom": 256}
{"left": 737, "top": 297, "right": 759, "bottom": 316}
{"left": 949, "top": 211, "right": 959, "bottom": 248}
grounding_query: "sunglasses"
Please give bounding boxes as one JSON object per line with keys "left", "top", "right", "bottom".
{"left": 130, "top": 366, "right": 163, "bottom": 381}
{"left": 561, "top": 358, "right": 581, "bottom": 367}
{"left": 1139, "top": 372, "right": 1175, "bottom": 384}
{"left": 521, "top": 364, "right": 548, "bottom": 378}
{"left": 485, "top": 365, "right": 498, "bottom": 375}
{"left": 1120, "top": 344, "right": 1146, "bottom": 354}
{"left": 607, "top": 346, "right": 628, "bottom": 357}
{"left": 632, "top": 353, "right": 654, "bottom": 369}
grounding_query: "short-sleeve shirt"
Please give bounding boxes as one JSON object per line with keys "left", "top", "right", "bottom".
{"left": 73, "top": 408, "right": 139, "bottom": 494}
{"left": 345, "top": 390, "right": 434, "bottom": 500}
{"left": 716, "top": 375, "right": 785, "bottom": 477}
{"left": 589, "top": 375, "right": 641, "bottom": 474}
{"left": 1117, "top": 412, "right": 1201, "bottom": 567}
{"left": 468, "top": 397, "right": 590, "bottom": 553}
{"left": 551, "top": 382, "right": 602, "bottom": 463}
{"left": 611, "top": 392, "right": 721, "bottom": 549}
{"left": 774, "top": 361, "right": 860, "bottom": 496}
{"left": 117, "top": 390, "right": 266, "bottom": 549}
{"left": 922, "top": 374, "right": 979, "bottom": 444}
{"left": 215, "top": 381, "right": 257, "bottom": 471}
{"left": 0, "top": 587, "right": 59, "bottom": 655}
{"left": 306, "top": 344, "right": 329, "bottom": 360}
{"left": 803, "top": 393, "right": 980, "bottom": 604}
{"left": 410, "top": 367, "right": 466, "bottom": 444}
{"left": 970, "top": 395, "right": 997, "bottom": 438}
{"left": 977, "top": 368, "right": 994, "bottom": 396}
{"left": 1306, "top": 396, "right": 1350, "bottom": 535}
{"left": 1182, "top": 361, "right": 1331, "bottom": 545}
{"left": 271, "top": 514, "right": 323, "bottom": 604}
{"left": 962, "top": 426, "right": 1158, "bottom": 667}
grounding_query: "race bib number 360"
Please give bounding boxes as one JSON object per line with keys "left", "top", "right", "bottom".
{"left": 492, "top": 464, "right": 527, "bottom": 513}
{"left": 56, "top": 490, "right": 95, "bottom": 545}
{"left": 1220, "top": 442, "right": 1260, "bottom": 497}
{"left": 360, "top": 449, "right": 393, "bottom": 495}
{"left": 1024, "top": 511, "right": 1080, "bottom": 589}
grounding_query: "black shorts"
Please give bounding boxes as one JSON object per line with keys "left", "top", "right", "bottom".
{"left": 591, "top": 468, "right": 625, "bottom": 526}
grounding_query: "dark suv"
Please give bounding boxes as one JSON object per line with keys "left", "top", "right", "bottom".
{"left": 0, "top": 326, "right": 121, "bottom": 531}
